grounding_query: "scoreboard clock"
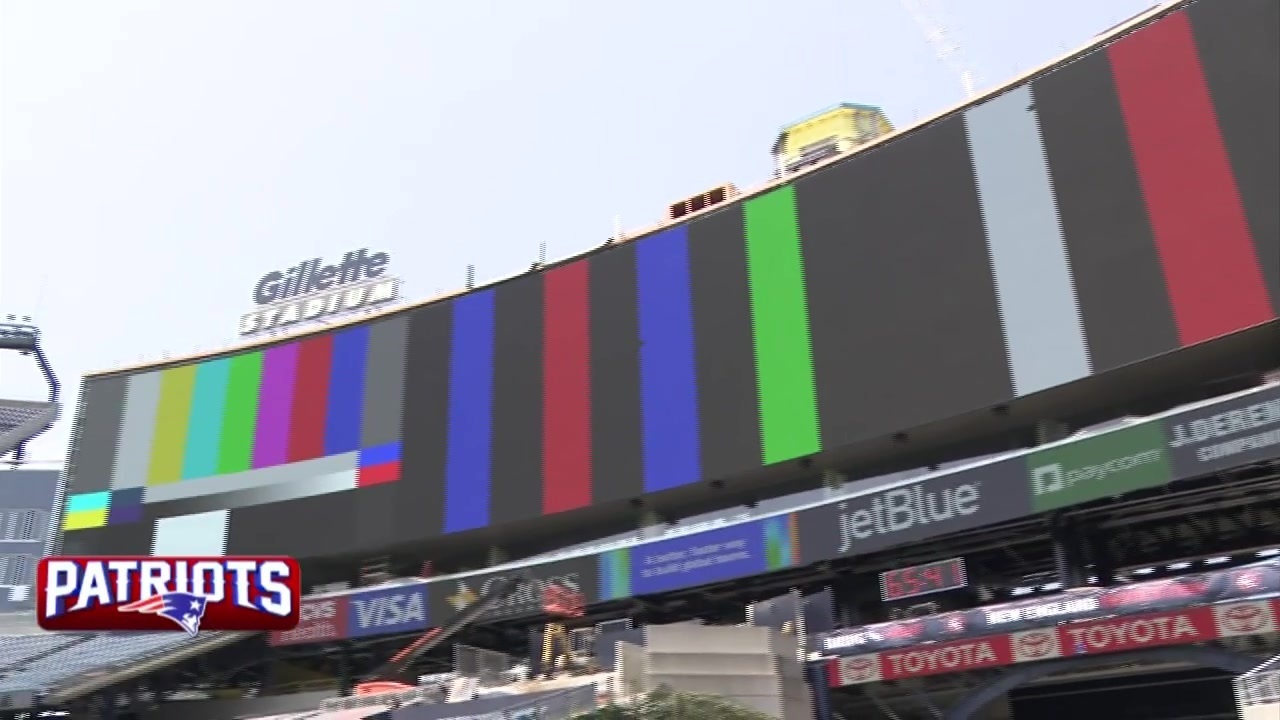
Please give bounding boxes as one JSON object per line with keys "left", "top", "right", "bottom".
{"left": 879, "top": 557, "right": 969, "bottom": 603}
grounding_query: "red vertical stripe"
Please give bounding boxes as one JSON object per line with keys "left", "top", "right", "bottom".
{"left": 542, "top": 262, "right": 593, "bottom": 514}
{"left": 1108, "top": 12, "right": 1272, "bottom": 346}
{"left": 288, "top": 335, "right": 333, "bottom": 462}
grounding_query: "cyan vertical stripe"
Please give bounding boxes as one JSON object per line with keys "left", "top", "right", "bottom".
{"left": 182, "top": 358, "right": 232, "bottom": 479}
{"left": 965, "top": 86, "right": 1092, "bottom": 396}
{"left": 325, "top": 326, "right": 370, "bottom": 455}
{"left": 444, "top": 290, "right": 496, "bottom": 533}
{"left": 636, "top": 227, "right": 703, "bottom": 492}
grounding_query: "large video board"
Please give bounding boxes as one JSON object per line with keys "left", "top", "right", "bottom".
{"left": 61, "top": 0, "right": 1279, "bottom": 559}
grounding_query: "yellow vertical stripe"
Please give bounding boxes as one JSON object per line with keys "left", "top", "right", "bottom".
{"left": 147, "top": 364, "right": 198, "bottom": 485}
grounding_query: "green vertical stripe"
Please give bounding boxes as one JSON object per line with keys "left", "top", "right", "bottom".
{"left": 742, "top": 186, "right": 821, "bottom": 464}
{"left": 147, "top": 365, "right": 198, "bottom": 485}
{"left": 182, "top": 358, "right": 232, "bottom": 480}
{"left": 218, "top": 351, "right": 264, "bottom": 474}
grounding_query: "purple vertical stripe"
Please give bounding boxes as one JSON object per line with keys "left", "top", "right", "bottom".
{"left": 252, "top": 342, "right": 300, "bottom": 468}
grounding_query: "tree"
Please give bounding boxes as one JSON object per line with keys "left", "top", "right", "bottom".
{"left": 575, "top": 685, "right": 776, "bottom": 719}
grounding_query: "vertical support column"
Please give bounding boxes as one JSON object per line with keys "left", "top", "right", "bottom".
{"left": 337, "top": 643, "right": 353, "bottom": 697}
{"left": 1049, "top": 513, "right": 1086, "bottom": 588}
{"left": 637, "top": 506, "right": 666, "bottom": 539}
{"left": 804, "top": 661, "right": 836, "bottom": 720}
{"left": 487, "top": 545, "right": 508, "bottom": 567}
{"left": 1037, "top": 420, "right": 1088, "bottom": 588}
{"left": 821, "top": 468, "right": 846, "bottom": 497}
{"left": 1084, "top": 523, "right": 1117, "bottom": 587}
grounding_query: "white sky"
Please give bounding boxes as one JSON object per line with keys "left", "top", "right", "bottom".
{"left": 0, "top": 0, "right": 1155, "bottom": 465}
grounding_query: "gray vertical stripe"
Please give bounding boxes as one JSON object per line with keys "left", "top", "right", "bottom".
{"left": 112, "top": 372, "right": 162, "bottom": 490}
{"left": 70, "top": 378, "right": 127, "bottom": 494}
{"left": 965, "top": 86, "right": 1092, "bottom": 397}
{"left": 362, "top": 315, "right": 408, "bottom": 447}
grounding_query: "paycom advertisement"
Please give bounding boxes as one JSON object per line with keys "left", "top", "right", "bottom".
{"left": 598, "top": 515, "right": 799, "bottom": 599}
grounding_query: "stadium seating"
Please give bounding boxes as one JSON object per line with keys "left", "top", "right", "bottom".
{"left": 0, "top": 629, "right": 196, "bottom": 695}
{"left": 0, "top": 399, "right": 58, "bottom": 459}
{"left": 0, "top": 633, "right": 79, "bottom": 671}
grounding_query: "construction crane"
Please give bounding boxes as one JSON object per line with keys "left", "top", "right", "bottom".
{"left": 899, "top": 0, "right": 979, "bottom": 99}
{"left": 360, "top": 573, "right": 530, "bottom": 692}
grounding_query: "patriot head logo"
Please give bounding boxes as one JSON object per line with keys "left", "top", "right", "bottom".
{"left": 119, "top": 592, "right": 209, "bottom": 637}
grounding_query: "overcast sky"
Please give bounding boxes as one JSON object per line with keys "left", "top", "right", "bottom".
{"left": 1, "top": 0, "right": 1154, "bottom": 464}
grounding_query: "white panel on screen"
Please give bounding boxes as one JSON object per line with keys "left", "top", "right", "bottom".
{"left": 151, "top": 510, "right": 229, "bottom": 556}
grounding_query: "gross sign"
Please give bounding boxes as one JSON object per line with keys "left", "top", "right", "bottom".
{"left": 239, "top": 248, "right": 401, "bottom": 336}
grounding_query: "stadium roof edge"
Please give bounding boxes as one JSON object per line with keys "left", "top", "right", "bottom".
{"left": 84, "top": 0, "right": 1187, "bottom": 380}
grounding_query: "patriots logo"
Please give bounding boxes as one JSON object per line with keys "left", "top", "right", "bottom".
{"left": 118, "top": 592, "right": 208, "bottom": 637}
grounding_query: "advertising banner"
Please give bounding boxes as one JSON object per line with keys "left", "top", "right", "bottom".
{"left": 346, "top": 583, "right": 429, "bottom": 639}
{"left": 599, "top": 515, "right": 799, "bottom": 598}
{"left": 829, "top": 599, "right": 1280, "bottom": 686}
{"left": 268, "top": 595, "right": 350, "bottom": 647}
{"left": 243, "top": 384, "right": 1279, "bottom": 632}
{"left": 795, "top": 457, "right": 1032, "bottom": 562}
{"left": 426, "top": 554, "right": 598, "bottom": 625}
{"left": 1025, "top": 421, "right": 1172, "bottom": 512}
{"left": 1164, "top": 384, "right": 1280, "bottom": 478}
{"left": 817, "top": 560, "right": 1280, "bottom": 656}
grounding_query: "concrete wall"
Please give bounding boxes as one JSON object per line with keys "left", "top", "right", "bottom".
{"left": 639, "top": 623, "right": 812, "bottom": 720}
{"left": 1243, "top": 701, "right": 1280, "bottom": 720}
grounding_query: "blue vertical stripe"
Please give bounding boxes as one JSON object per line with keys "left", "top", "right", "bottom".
{"left": 636, "top": 227, "right": 703, "bottom": 491}
{"left": 182, "top": 358, "right": 231, "bottom": 479}
{"left": 444, "top": 290, "right": 496, "bottom": 532}
{"left": 325, "top": 326, "right": 370, "bottom": 455}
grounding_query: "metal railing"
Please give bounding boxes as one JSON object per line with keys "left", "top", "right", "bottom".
{"left": 1234, "top": 654, "right": 1280, "bottom": 709}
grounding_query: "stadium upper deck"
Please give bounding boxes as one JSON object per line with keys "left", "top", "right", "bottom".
{"left": 59, "top": 0, "right": 1280, "bottom": 577}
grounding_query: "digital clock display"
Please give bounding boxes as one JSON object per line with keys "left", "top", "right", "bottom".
{"left": 879, "top": 557, "right": 968, "bottom": 602}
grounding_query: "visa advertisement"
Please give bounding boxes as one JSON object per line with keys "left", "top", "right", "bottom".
{"left": 268, "top": 583, "right": 428, "bottom": 646}
{"left": 598, "top": 515, "right": 799, "bottom": 598}
{"left": 347, "top": 584, "right": 429, "bottom": 638}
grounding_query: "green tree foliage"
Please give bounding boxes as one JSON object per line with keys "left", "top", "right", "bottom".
{"left": 576, "top": 685, "right": 776, "bottom": 719}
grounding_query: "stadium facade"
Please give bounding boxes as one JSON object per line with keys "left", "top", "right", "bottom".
{"left": 0, "top": 467, "right": 58, "bottom": 612}
{"left": 5, "top": 0, "right": 1278, "bottom": 717}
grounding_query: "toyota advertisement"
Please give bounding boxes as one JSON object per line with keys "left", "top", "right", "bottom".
{"left": 829, "top": 599, "right": 1280, "bottom": 686}
{"left": 818, "top": 559, "right": 1280, "bottom": 656}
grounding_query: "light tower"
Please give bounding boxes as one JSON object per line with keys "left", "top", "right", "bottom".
{"left": 0, "top": 315, "right": 60, "bottom": 465}
{"left": 899, "top": 0, "right": 980, "bottom": 99}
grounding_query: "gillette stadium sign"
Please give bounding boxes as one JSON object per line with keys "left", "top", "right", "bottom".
{"left": 239, "top": 248, "right": 401, "bottom": 336}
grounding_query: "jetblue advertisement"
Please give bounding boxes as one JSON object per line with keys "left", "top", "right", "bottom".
{"left": 600, "top": 516, "right": 798, "bottom": 598}
{"left": 346, "top": 584, "right": 429, "bottom": 639}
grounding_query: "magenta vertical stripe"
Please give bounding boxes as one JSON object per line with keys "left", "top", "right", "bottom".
{"left": 252, "top": 342, "right": 300, "bottom": 468}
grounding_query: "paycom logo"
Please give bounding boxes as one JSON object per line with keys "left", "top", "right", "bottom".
{"left": 1026, "top": 421, "right": 1172, "bottom": 512}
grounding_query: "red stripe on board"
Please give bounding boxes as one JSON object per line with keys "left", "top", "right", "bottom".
{"left": 542, "top": 262, "right": 593, "bottom": 514}
{"left": 1107, "top": 12, "right": 1273, "bottom": 346}
{"left": 287, "top": 335, "right": 333, "bottom": 462}
{"left": 358, "top": 461, "right": 401, "bottom": 487}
